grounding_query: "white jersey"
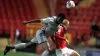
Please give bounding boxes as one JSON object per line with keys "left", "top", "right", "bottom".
{"left": 41, "top": 16, "right": 58, "bottom": 36}
{"left": 31, "top": 16, "right": 59, "bottom": 43}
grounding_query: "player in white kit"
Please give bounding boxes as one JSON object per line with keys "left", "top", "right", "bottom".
{"left": 4, "top": 13, "right": 65, "bottom": 56}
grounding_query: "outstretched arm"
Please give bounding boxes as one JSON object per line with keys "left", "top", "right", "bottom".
{"left": 22, "top": 19, "right": 41, "bottom": 25}
{"left": 22, "top": 17, "right": 53, "bottom": 25}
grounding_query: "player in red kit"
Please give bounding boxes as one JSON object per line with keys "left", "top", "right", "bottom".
{"left": 51, "top": 19, "right": 80, "bottom": 56}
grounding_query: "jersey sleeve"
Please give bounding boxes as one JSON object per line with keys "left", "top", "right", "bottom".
{"left": 41, "top": 17, "right": 54, "bottom": 24}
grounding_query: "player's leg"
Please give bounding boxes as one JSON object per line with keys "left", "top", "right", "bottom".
{"left": 31, "top": 29, "right": 50, "bottom": 56}
{"left": 41, "top": 41, "right": 51, "bottom": 56}
{"left": 41, "top": 49, "right": 49, "bottom": 56}
{"left": 62, "top": 47, "right": 80, "bottom": 56}
{"left": 42, "top": 37, "right": 57, "bottom": 56}
{"left": 4, "top": 41, "right": 34, "bottom": 56}
{"left": 37, "top": 36, "right": 50, "bottom": 56}
{"left": 4, "top": 29, "right": 41, "bottom": 56}
{"left": 70, "top": 50, "right": 80, "bottom": 56}
{"left": 4, "top": 45, "right": 15, "bottom": 56}
{"left": 55, "top": 49, "right": 63, "bottom": 56}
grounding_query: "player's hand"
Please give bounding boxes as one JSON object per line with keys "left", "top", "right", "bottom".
{"left": 22, "top": 21, "right": 27, "bottom": 25}
{"left": 66, "top": 39, "right": 69, "bottom": 45}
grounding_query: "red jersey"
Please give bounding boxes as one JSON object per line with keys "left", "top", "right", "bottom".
{"left": 52, "top": 25, "right": 66, "bottom": 49}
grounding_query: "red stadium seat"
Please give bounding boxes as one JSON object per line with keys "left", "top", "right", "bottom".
{"left": 3, "top": 19, "right": 10, "bottom": 36}
{"left": 0, "top": 19, "right": 3, "bottom": 35}
{"left": 94, "top": 11, "right": 100, "bottom": 16}
{"left": 92, "top": 16, "right": 98, "bottom": 22}
{"left": 86, "top": 16, "right": 92, "bottom": 21}
{"left": 69, "top": 8, "right": 77, "bottom": 16}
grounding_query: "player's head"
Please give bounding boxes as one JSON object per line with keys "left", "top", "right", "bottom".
{"left": 56, "top": 13, "right": 65, "bottom": 24}
{"left": 60, "top": 19, "right": 69, "bottom": 32}
{"left": 62, "top": 19, "right": 69, "bottom": 27}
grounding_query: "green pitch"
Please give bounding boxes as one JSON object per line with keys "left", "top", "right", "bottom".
{"left": 0, "top": 51, "right": 40, "bottom": 56}
{"left": 0, "top": 50, "right": 56, "bottom": 56}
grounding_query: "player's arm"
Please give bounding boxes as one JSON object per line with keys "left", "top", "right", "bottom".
{"left": 22, "top": 19, "right": 41, "bottom": 24}
{"left": 66, "top": 39, "right": 69, "bottom": 45}
{"left": 22, "top": 17, "right": 53, "bottom": 25}
{"left": 51, "top": 34, "right": 66, "bottom": 43}
{"left": 41, "top": 17, "right": 54, "bottom": 24}
{"left": 55, "top": 33, "right": 66, "bottom": 40}
{"left": 51, "top": 35, "right": 56, "bottom": 43}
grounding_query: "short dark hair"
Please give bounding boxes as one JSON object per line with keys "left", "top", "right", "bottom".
{"left": 57, "top": 13, "right": 65, "bottom": 19}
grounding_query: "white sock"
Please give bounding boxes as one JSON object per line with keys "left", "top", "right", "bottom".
{"left": 14, "top": 43, "right": 26, "bottom": 49}
{"left": 41, "top": 50, "right": 49, "bottom": 56}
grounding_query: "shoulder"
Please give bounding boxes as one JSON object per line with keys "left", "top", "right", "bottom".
{"left": 49, "top": 16, "right": 57, "bottom": 20}
{"left": 52, "top": 16, "right": 57, "bottom": 19}
{"left": 41, "top": 16, "right": 57, "bottom": 23}
{"left": 48, "top": 16, "right": 57, "bottom": 22}
{"left": 59, "top": 25, "right": 64, "bottom": 29}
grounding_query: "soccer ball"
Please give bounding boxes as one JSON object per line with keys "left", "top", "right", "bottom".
{"left": 66, "top": 1, "right": 75, "bottom": 9}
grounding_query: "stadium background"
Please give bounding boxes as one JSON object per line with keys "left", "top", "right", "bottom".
{"left": 0, "top": 0, "right": 100, "bottom": 56}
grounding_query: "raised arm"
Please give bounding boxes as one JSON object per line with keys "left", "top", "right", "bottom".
{"left": 22, "top": 17, "right": 55, "bottom": 25}
{"left": 22, "top": 19, "right": 41, "bottom": 25}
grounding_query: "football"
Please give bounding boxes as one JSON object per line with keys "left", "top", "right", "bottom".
{"left": 66, "top": 1, "right": 75, "bottom": 9}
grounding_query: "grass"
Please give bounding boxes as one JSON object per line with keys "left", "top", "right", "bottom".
{"left": 0, "top": 50, "right": 56, "bottom": 56}
{"left": 0, "top": 51, "right": 40, "bottom": 56}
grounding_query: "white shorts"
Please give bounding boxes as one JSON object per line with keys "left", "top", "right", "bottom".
{"left": 56, "top": 47, "right": 73, "bottom": 56}
{"left": 31, "top": 29, "right": 48, "bottom": 44}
